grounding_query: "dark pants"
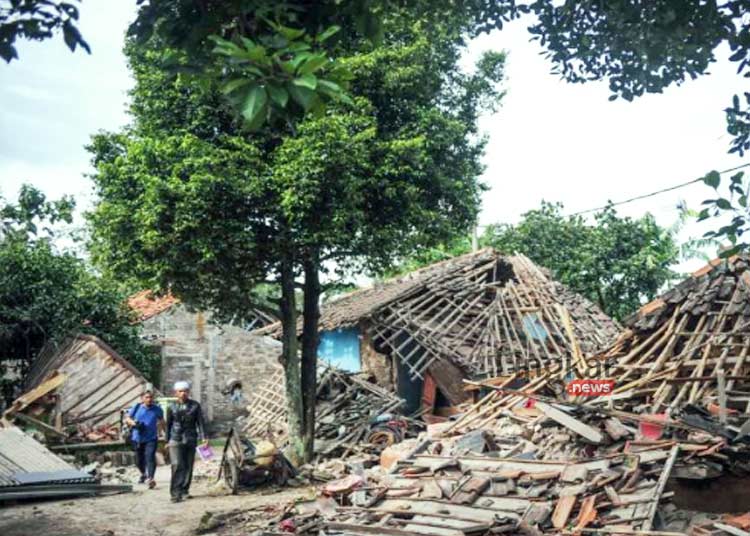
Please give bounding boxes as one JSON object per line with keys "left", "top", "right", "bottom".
{"left": 169, "top": 442, "right": 196, "bottom": 498}
{"left": 134, "top": 440, "right": 158, "bottom": 480}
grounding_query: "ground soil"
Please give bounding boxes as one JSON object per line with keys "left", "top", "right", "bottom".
{"left": 0, "top": 462, "right": 314, "bottom": 536}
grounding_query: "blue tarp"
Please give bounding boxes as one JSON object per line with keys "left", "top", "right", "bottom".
{"left": 522, "top": 313, "right": 548, "bottom": 341}
{"left": 318, "top": 328, "right": 361, "bottom": 372}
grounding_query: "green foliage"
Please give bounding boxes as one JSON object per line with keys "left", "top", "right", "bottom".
{"left": 1, "top": 183, "right": 74, "bottom": 239}
{"left": 206, "top": 28, "right": 353, "bottom": 128}
{"left": 127, "top": 0, "right": 388, "bottom": 129}
{"left": 88, "top": 132, "right": 277, "bottom": 322}
{"left": 698, "top": 168, "right": 750, "bottom": 256}
{"left": 487, "top": 1, "right": 750, "bottom": 156}
{"left": 481, "top": 202, "right": 680, "bottom": 321}
{"left": 0, "top": 186, "right": 159, "bottom": 395}
{"left": 88, "top": 6, "right": 505, "bottom": 317}
{"left": 0, "top": 0, "right": 89, "bottom": 62}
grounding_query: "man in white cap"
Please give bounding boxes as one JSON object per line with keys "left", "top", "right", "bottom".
{"left": 166, "top": 381, "right": 207, "bottom": 502}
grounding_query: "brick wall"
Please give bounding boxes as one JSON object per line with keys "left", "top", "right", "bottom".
{"left": 359, "top": 321, "right": 394, "bottom": 389}
{"left": 140, "top": 305, "right": 281, "bottom": 434}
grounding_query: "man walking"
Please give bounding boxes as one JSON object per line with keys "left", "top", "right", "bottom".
{"left": 166, "top": 381, "right": 207, "bottom": 503}
{"left": 125, "top": 390, "right": 164, "bottom": 489}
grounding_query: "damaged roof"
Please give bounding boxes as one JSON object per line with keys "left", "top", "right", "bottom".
{"left": 24, "top": 334, "right": 157, "bottom": 430}
{"left": 127, "top": 290, "right": 180, "bottom": 322}
{"left": 258, "top": 248, "right": 505, "bottom": 336}
{"left": 601, "top": 254, "right": 750, "bottom": 411}
{"left": 257, "top": 249, "right": 620, "bottom": 382}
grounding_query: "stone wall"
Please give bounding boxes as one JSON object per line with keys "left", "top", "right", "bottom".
{"left": 140, "top": 305, "right": 282, "bottom": 434}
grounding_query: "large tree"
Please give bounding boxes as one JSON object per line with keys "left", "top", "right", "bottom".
{"left": 88, "top": 6, "right": 504, "bottom": 462}
{"left": 0, "top": 185, "right": 158, "bottom": 405}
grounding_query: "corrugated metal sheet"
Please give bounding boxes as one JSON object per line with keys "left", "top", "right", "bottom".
{"left": 0, "top": 427, "right": 92, "bottom": 488}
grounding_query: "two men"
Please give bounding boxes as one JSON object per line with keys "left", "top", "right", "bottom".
{"left": 126, "top": 382, "right": 207, "bottom": 502}
{"left": 166, "top": 381, "right": 208, "bottom": 503}
{"left": 125, "top": 390, "right": 164, "bottom": 489}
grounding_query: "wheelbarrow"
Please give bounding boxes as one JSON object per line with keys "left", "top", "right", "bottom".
{"left": 217, "top": 427, "right": 295, "bottom": 494}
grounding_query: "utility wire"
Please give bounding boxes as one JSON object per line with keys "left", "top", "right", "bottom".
{"left": 567, "top": 162, "right": 750, "bottom": 217}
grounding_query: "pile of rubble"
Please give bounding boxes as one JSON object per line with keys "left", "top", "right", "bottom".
{"left": 600, "top": 255, "right": 750, "bottom": 413}
{"left": 241, "top": 365, "right": 414, "bottom": 463}
{"left": 691, "top": 512, "right": 750, "bottom": 535}
{"left": 81, "top": 460, "right": 142, "bottom": 485}
{"left": 236, "top": 367, "right": 750, "bottom": 535}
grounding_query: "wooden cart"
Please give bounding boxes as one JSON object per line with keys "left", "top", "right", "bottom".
{"left": 218, "top": 427, "right": 294, "bottom": 494}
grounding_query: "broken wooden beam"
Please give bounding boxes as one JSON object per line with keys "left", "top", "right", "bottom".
{"left": 536, "top": 401, "right": 603, "bottom": 444}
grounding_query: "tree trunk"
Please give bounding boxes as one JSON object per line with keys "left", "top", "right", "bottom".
{"left": 300, "top": 252, "right": 321, "bottom": 463}
{"left": 279, "top": 256, "right": 303, "bottom": 465}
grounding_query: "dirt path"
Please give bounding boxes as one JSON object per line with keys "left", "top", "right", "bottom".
{"left": 0, "top": 463, "right": 314, "bottom": 536}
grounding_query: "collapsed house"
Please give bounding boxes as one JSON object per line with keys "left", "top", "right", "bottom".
{"left": 3, "top": 334, "right": 156, "bottom": 443}
{"left": 241, "top": 257, "right": 750, "bottom": 535}
{"left": 258, "top": 248, "right": 620, "bottom": 415}
{"left": 600, "top": 255, "right": 750, "bottom": 414}
{"left": 241, "top": 365, "right": 410, "bottom": 462}
{"left": 129, "top": 291, "right": 282, "bottom": 432}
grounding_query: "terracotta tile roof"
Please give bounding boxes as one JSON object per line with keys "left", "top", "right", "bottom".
{"left": 626, "top": 254, "right": 750, "bottom": 329}
{"left": 127, "top": 290, "right": 179, "bottom": 322}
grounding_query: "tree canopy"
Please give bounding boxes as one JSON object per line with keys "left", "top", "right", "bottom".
{"left": 483, "top": 202, "right": 680, "bottom": 321}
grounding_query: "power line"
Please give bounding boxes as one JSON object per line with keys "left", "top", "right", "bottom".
{"left": 567, "top": 162, "right": 750, "bottom": 217}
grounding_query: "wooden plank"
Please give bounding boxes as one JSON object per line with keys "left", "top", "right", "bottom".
{"left": 714, "top": 522, "right": 750, "bottom": 536}
{"left": 718, "top": 368, "right": 728, "bottom": 424}
{"left": 569, "top": 529, "right": 691, "bottom": 536}
{"left": 411, "top": 454, "right": 614, "bottom": 474}
{"left": 552, "top": 495, "right": 577, "bottom": 529}
{"left": 324, "top": 522, "right": 427, "bottom": 536}
{"left": 642, "top": 445, "right": 680, "bottom": 531}
{"left": 397, "top": 521, "right": 467, "bottom": 536}
{"left": 4, "top": 372, "right": 67, "bottom": 418}
{"left": 12, "top": 412, "right": 68, "bottom": 438}
{"left": 374, "top": 499, "right": 521, "bottom": 521}
{"left": 536, "top": 402, "right": 604, "bottom": 444}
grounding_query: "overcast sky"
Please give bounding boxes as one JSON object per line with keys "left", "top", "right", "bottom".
{"left": 1, "top": 4, "right": 746, "bottom": 271}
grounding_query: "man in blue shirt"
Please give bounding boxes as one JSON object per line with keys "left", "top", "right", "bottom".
{"left": 125, "top": 390, "right": 164, "bottom": 488}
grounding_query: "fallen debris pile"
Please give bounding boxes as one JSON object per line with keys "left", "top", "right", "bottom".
{"left": 80, "top": 460, "right": 142, "bottom": 485}
{"left": 442, "top": 380, "right": 750, "bottom": 479}
{"left": 249, "top": 444, "right": 679, "bottom": 535}
{"left": 690, "top": 511, "right": 750, "bottom": 535}
{"left": 213, "top": 257, "right": 750, "bottom": 535}
{"left": 248, "top": 372, "right": 750, "bottom": 534}
{"left": 242, "top": 365, "right": 410, "bottom": 462}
